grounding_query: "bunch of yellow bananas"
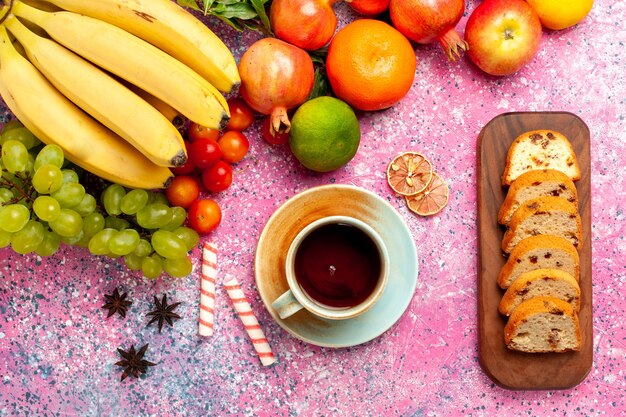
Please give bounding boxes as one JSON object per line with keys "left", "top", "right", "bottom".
{"left": 0, "top": 0, "right": 239, "bottom": 189}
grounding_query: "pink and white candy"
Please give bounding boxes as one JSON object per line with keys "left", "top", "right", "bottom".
{"left": 225, "top": 277, "right": 277, "bottom": 366}
{"left": 199, "top": 242, "right": 217, "bottom": 337}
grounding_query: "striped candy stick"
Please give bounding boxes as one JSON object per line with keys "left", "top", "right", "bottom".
{"left": 224, "top": 277, "right": 277, "bottom": 366}
{"left": 199, "top": 242, "right": 217, "bottom": 336}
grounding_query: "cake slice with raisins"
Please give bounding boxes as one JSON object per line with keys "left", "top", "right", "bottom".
{"left": 498, "top": 169, "right": 578, "bottom": 226}
{"left": 501, "top": 130, "right": 581, "bottom": 186}
{"left": 498, "top": 235, "right": 580, "bottom": 289}
{"left": 501, "top": 196, "right": 583, "bottom": 253}
{"left": 499, "top": 268, "right": 580, "bottom": 316}
{"left": 504, "top": 296, "right": 581, "bottom": 353}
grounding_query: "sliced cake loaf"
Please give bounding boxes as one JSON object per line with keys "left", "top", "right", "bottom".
{"left": 498, "top": 169, "right": 579, "bottom": 226}
{"left": 501, "top": 130, "right": 581, "bottom": 186}
{"left": 504, "top": 296, "right": 582, "bottom": 353}
{"left": 501, "top": 196, "right": 583, "bottom": 253}
{"left": 498, "top": 268, "right": 581, "bottom": 316}
{"left": 498, "top": 234, "right": 580, "bottom": 289}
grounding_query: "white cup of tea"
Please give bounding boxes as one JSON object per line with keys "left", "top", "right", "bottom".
{"left": 271, "top": 215, "right": 389, "bottom": 320}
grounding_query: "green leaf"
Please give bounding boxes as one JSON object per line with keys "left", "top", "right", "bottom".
{"left": 212, "top": 3, "right": 258, "bottom": 20}
{"left": 177, "top": 0, "right": 201, "bottom": 11}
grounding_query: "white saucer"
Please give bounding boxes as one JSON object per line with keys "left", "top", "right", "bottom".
{"left": 254, "top": 184, "right": 418, "bottom": 348}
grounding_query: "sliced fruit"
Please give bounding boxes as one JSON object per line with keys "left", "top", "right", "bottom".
{"left": 405, "top": 172, "right": 449, "bottom": 216}
{"left": 386, "top": 152, "right": 433, "bottom": 196}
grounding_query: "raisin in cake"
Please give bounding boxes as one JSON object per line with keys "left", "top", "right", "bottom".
{"left": 498, "top": 169, "right": 578, "bottom": 226}
{"left": 501, "top": 196, "right": 583, "bottom": 253}
{"left": 504, "top": 296, "right": 582, "bottom": 353}
{"left": 499, "top": 268, "right": 581, "bottom": 316}
{"left": 501, "top": 130, "right": 581, "bottom": 186}
{"left": 498, "top": 234, "right": 580, "bottom": 289}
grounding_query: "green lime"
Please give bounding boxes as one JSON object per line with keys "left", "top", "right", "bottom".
{"left": 289, "top": 96, "right": 360, "bottom": 172}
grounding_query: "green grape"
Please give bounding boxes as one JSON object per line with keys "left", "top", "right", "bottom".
{"left": 151, "top": 229, "right": 187, "bottom": 259}
{"left": 73, "top": 193, "right": 96, "bottom": 216}
{"left": 148, "top": 191, "right": 170, "bottom": 206}
{"left": 61, "top": 169, "right": 79, "bottom": 183}
{"left": 1, "top": 139, "right": 29, "bottom": 173}
{"left": 0, "top": 229, "right": 11, "bottom": 248}
{"left": 33, "top": 195, "right": 61, "bottom": 222}
{"left": 162, "top": 206, "right": 187, "bottom": 231}
{"left": 124, "top": 253, "right": 143, "bottom": 271}
{"left": 102, "top": 184, "right": 126, "bottom": 216}
{"left": 1, "top": 119, "right": 24, "bottom": 133}
{"left": 164, "top": 256, "right": 193, "bottom": 278}
{"left": 141, "top": 253, "right": 163, "bottom": 279}
{"left": 0, "top": 127, "right": 40, "bottom": 149}
{"left": 133, "top": 238, "right": 152, "bottom": 257}
{"left": 107, "top": 229, "right": 140, "bottom": 256}
{"left": 10, "top": 220, "right": 45, "bottom": 254}
{"left": 105, "top": 216, "right": 130, "bottom": 230}
{"left": 88, "top": 228, "right": 115, "bottom": 255}
{"left": 82, "top": 212, "right": 105, "bottom": 237}
{"left": 35, "top": 230, "right": 61, "bottom": 256}
{"left": 51, "top": 182, "right": 85, "bottom": 208}
{"left": 32, "top": 164, "right": 63, "bottom": 194}
{"left": 120, "top": 189, "right": 149, "bottom": 215}
{"left": 172, "top": 226, "right": 199, "bottom": 251}
{"left": 49, "top": 208, "right": 83, "bottom": 237}
{"left": 34, "top": 144, "right": 64, "bottom": 170}
{"left": 0, "top": 204, "right": 30, "bottom": 232}
{"left": 25, "top": 153, "right": 35, "bottom": 174}
{"left": 0, "top": 188, "right": 14, "bottom": 204}
{"left": 136, "top": 203, "right": 173, "bottom": 229}
{"left": 61, "top": 229, "right": 85, "bottom": 246}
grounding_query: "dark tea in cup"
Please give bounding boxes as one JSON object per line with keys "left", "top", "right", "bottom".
{"left": 273, "top": 215, "right": 388, "bottom": 320}
{"left": 293, "top": 221, "right": 382, "bottom": 309}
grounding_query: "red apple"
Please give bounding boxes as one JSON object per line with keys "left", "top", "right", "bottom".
{"left": 464, "top": 0, "right": 542, "bottom": 76}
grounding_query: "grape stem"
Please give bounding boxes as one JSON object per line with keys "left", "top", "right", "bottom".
{"left": 0, "top": 172, "right": 37, "bottom": 205}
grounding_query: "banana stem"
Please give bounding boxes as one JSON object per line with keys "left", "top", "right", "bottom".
{"left": 0, "top": 1, "right": 13, "bottom": 25}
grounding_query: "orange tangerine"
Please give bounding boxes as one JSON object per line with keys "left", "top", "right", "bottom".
{"left": 325, "top": 19, "right": 416, "bottom": 111}
{"left": 405, "top": 172, "right": 449, "bottom": 216}
{"left": 386, "top": 152, "right": 433, "bottom": 196}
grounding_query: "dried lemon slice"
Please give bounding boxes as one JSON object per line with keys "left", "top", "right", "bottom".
{"left": 386, "top": 152, "right": 433, "bottom": 196}
{"left": 405, "top": 172, "right": 449, "bottom": 216}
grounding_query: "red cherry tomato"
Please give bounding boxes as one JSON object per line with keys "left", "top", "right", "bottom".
{"left": 165, "top": 175, "right": 200, "bottom": 208}
{"left": 202, "top": 160, "right": 233, "bottom": 193}
{"left": 170, "top": 140, "right": 196, "bottom": 175}
{"left": 261, "top": 117, "right": 290, "bottom": 145}
{"left": 187, "top": 122, "right": 219, "bottom": 142}
{"left": 218, "top": 131, "right": 249, "bottom": 163}
{"left": 225, "top": 98, "right": 255, "bottom": 131}
{"left": 188, "top": 138, "right": 222, "bottom": 170}
{"left": 187, "top": 198, "right": 221, "bottom": 234}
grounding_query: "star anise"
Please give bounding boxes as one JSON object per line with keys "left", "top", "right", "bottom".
{"left": 102, "top": 287, "right": 132, "bottom": 318}
{"left": 115, "top": 343, "right": 156, "bottom": 381}
{"left": 146, "top": 294, "right": 181, "bottom": 333}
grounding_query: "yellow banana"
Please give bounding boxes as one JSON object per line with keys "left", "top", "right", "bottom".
{"left": 40, "top": 0, "right": 240, "bottom": 94}
{"left": 125, "top": 83, "right": 187, "bottom": 130}
{"left": 5, "top": 14, "right": 187, "bottom": 168}
{"left": 0, "top": 25, "right": 173, "bottom": 190}
{"left": 12, "top": 1, "right": 230, "bottom": 130}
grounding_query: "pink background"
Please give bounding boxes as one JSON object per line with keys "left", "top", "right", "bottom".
{"left": 1, "top": 1, "right": 625, "bottom": 415}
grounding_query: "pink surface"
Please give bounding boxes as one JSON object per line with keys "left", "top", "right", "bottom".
{"left": 1, "top": 1, "right": 625, "bottom": 415}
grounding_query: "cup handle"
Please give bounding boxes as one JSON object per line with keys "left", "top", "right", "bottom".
{"left": 272, "top": 289, "right": 303, "bottom": 319}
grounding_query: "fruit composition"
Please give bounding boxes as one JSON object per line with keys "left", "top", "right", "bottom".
{"left": 289, "top": 97, "right": 361, "bottom": 172}
{"left": 464, "top": 0, "right": 543, "bottom": 76}
{"left": 525, "top": 0, "right": 594, "bottom": 31}
{"left": 326, "top": 19, "right": 416, "bottom": 111}
{"left": 0, "top": 0, "right": 235, "bottom": 188}
{"left": 0, "top": 125, "right": 199, "bottom": 279}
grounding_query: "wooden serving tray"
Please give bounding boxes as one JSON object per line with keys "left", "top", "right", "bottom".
{"left": 477, "top": 112, "right": 593, "bottom": 390}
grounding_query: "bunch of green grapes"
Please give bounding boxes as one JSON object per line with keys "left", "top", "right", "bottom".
{"left": 0, "top": 121, "right": 199, "bottom": 279}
